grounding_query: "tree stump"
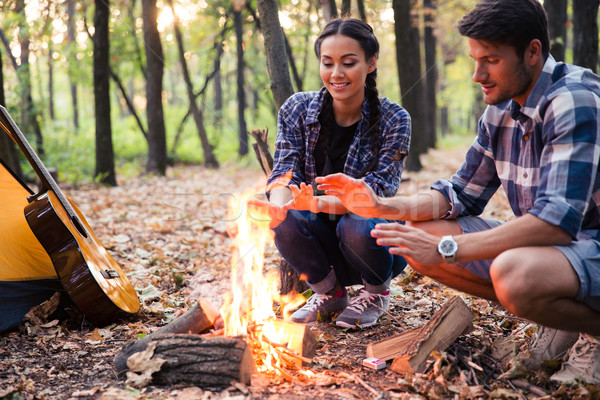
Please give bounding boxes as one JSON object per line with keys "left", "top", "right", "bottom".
{"left": 250, "top": 128, "right": 307, "bottom": 295}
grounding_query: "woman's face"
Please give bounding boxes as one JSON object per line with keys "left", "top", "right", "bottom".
{"left": 319, "top": 34, "right": 376, "bottom": 107}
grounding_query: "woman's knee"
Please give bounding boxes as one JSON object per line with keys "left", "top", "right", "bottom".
{"left": 336, "top": 214, "right": 376, "bottom": 248}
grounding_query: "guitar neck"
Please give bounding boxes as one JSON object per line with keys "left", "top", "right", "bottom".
{"left": 0, "top": 106, "right": 77, "bottom": 219}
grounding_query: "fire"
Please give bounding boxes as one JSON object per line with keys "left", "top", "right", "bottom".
{"left": 218, "top": 185, "right": 308, "bottom": 379}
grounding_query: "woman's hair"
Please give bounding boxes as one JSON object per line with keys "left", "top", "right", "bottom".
{"left": 457, "top": 0, "right": 550, "bottom": 60}
{"left": 314, "top": 18, "right": 381, "bottom": 173}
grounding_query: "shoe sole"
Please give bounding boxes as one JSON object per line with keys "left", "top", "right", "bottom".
{"left": 335, "top": 319, "right": 378, "bottom": 329}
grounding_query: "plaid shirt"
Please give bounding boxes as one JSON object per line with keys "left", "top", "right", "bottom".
{"left": 267, "top": 87, "right": 411, "bottom": 197}
{"left": 432, "top": 56, "right": 600, "bottom": 240}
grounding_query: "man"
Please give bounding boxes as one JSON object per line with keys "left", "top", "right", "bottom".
{"left": 315, "top": 0, "right": 600, "bottom": 384}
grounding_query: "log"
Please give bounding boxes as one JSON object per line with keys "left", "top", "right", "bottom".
{"left": 250, "top": 128, "right": 273, "bottom": 176}
{"left": 271, "top": 319, "right": 315, "bottom": 366}
{"left": 127, "top": 334, "right": 254, "bottom": 387}
{"left": 366, "top": 295, "right": 474, "bottom": 374}
{"left": 115, "top": 298, "right": 219, "bottom": 374}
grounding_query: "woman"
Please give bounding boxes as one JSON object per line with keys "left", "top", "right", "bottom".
{"left": 264, "top": 18, "right": 411, "bottom": 328}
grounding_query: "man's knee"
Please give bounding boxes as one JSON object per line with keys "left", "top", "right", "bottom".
{"left": 491, "top": 250, "right": 536, "bottom": 315}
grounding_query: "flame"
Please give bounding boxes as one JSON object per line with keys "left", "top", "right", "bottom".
{"left": 218, "top": 185, "right": 309, "bottom": 379}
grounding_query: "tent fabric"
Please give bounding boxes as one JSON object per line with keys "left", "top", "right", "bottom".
{"left": 0, "top": 158, "right": 61, "bottom": 332}
{"left": 0, "top": 159, "right": 57, "bottom": 281}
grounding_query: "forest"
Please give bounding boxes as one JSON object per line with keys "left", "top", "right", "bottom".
{"left": 0, "top": 0, "right": 595, "bottom": 185}
{"left": 1, "top": 1, "right": 600, "bottom": 399}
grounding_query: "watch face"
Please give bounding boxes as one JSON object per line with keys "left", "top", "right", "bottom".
{"left": 439, "top": 239, "right": 457, "bottom": 255}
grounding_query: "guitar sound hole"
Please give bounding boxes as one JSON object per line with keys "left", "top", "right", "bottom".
{"left": 71, "top": 216, "right": 89, "bottom": 238}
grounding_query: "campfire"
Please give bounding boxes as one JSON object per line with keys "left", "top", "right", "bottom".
{"left": 218, "top": 188, "right": 314, "bottom": 380}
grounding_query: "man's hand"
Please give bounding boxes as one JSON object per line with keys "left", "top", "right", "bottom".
{"left": 371, "top": 222, "right": 444, "bottom": 265}
{"left": 315, "top": 173, "right": 382, "bottom": 218}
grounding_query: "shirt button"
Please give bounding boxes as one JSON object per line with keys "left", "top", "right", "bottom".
{"left": 523, "top": 134, "right": 530, "bottom": 141}
{"left": 523, "top": 172, "right": 528, "bottom": 178}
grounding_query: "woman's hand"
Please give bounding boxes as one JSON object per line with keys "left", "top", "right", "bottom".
{"left": 289, "top": 183, "right": 321, "bottom": 214}
{"left": 315, "top": 173, "right": 381, "bottom": 218}
{"left": 246, "top": 198, "right": 292, "bottom": 229}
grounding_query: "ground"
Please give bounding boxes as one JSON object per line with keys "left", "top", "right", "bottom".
{"left": 1, "top": 147, "right": 599, "bottom": 400}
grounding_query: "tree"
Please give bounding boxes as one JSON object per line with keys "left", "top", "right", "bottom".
{"left": 234, "top": 5, "right": 248, "bottom": 156}
{"left": 544, "top": 0, "right": 567, "bottom": 62}
{"left": 142, "top": 0, "right": 168, "bottom": 175}
{"left": 167, "top": 0, "right": 218, "bottom": 168}
{"left": 256, "top": 0, "right": 295, "bottom": 111}
{"left": 93, "top": 0, "right": 117, "bottom": 186}
{"left": 320, "top": 0, "right": 338, "bottom": 23}
{"left": 423, "top": 0, "right": 438, "bottom": 149}
{"left": 0, "top": 45, "right": 23, "bottom": 178}
{"left": 67, "top": 0, "right": 80, "bottom": 133}
{"left": 393, "top": 0, "right": 425, "bottom": 171}
{"left": 573, "top": 0, "right": 599, "bottom": 72}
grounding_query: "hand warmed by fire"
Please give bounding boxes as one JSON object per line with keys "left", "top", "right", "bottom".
{"left": 218, "top": 187, "right": 313, "bottom": 382}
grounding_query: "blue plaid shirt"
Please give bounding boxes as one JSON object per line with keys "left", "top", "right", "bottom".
{"left": 267, "top": 87, "right": 411, "bottom": 197}
{"left": 432, "top": 56, "right": 600, "bottom": 240}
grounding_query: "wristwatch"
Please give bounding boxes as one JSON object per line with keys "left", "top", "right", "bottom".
{"left": 437, "top": 235, "right": 458, "bottom": 264}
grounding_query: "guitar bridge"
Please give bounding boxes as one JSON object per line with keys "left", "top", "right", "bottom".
{"left": 101, "top": 269, "right": 121, "bottom": 279}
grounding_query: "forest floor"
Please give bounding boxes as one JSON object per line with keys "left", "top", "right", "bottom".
{"left": 1, "top": 146, "right": 599, "bottom": 400}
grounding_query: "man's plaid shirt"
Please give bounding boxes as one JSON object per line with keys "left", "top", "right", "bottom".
{"left": 433, "top": 56, "right": 600, "bottom": 240}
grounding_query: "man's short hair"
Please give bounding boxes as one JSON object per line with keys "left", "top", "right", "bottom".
{"left": 457, "top": 0, "right": 550, "bottom": 60}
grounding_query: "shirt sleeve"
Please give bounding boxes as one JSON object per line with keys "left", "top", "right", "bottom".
{"left": 266, "top": 95, "right": 307, "bottom": 194}
{"left": 431, "top": 114, "right": 502, "bottom": 219}
{"left": 529, "top": 86, "right": 600, "bottom": 238}
{"left": 362, "top": 103, "right": 411, "bottom": 197}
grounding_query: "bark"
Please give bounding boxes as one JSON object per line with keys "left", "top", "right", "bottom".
{"left": 256, "top": 0, "right": 295, "bottom": 111}
{"left": 319, "top": 0, "right": 335, "bottom": 22}
{"left": 142, "top": 0, "right": 168, "bottom": 175}
{"left": 393, "top": 0, "right": 425, "bottom": 171}
{"left": 234, "top": 9, "right": 248, "bottom": 156}
{"left": 67, "top": 0, "right": 79, "bottom": 133}
{"left": 93, "top": 0, "right": 117, "bottom": 186}
{"left": 47, "top": 42, "right": 55, "bottom": 120}
{"left": 341, "top": 0, "right": 351, "bottom": 17}
{"left": 423, "top": 0, "right": 437, "bottom": 149}
{"left": 357, "top": 0, "right": 367, "bottom": 22}
{"left": 167, "top": 0, "right": 219, "bottom": 168}
{"left": 544, "top": 0, "right": 567, "bottom": 62}
{"left": 573, "top": 0, "right": 599, "bottom": 72}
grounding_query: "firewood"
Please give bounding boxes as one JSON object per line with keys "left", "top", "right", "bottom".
{"left": 128, "top": 333, "right": 254, "bottom": 387}
{"left": 270, "top": 319, "right": 316, "bottom": 366}
{"left": 250, "top": 128, "right": 273, "bottom": 176}
{"left": 366, "top": 295, "right": 474, "bottom": 374}
{"left": 114, "top": 298, "right": 219, "bottom": 374}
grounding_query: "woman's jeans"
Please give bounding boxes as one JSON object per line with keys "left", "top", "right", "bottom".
{"left": 273, "top": 210, "right": 407, "bottom": 294}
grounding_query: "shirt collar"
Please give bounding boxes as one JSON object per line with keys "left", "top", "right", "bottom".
{"left": 511, "top": 55, "right": 557, "bottom": 121}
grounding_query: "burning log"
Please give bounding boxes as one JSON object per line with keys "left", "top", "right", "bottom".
{"left": 366, "top": 295, "right": 474, "bottom": 374}
{"left": 115, "top": 298, "right": 219, "bottom": 374}
{"left": 126, "top": 334, "right": 253, "bottom": 387}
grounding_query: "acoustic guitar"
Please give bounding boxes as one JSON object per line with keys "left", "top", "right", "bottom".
{"left": 0, "top": 106, "right": 139, "bottom": 326}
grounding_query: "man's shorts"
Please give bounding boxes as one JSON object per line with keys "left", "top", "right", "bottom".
{"left": 457, "top": 216, "right": 600, "bottom": 312}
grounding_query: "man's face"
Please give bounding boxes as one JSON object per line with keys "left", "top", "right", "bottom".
{"left": 468, "top": 38, "right": 535, "bottom": 106}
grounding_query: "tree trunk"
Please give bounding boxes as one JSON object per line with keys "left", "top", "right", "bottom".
{"left": 142, "top": 0, "right": 168, "bottom": 175}
{"left": 544, "top": 0, "right": 567, "bottom": 62}
{"left": 214, "top": 41, "right": 223, "bottom": 131}
{"left": 393, "top": 0, "right": 425, "bottom": 171}
{"left": 167, "top": 0, "right": 219, "bottom": 168}
{"left": 256, "top": 0, "right": 295, "bottom": 111}
{"left": 47, "top": 42, "right": 55, "bottom": 120}
{"left": 423, "top": 0, "right": 437, "bottom": 149}
{"left": 67, "top": 0, "right": 79, "bottom": 133}
{"left": 234, "top": 9, "right": 248, "bottom": 156}
{"left": 357, "top": 0, "right": 367, "bottom": 22}
{"left": 93, "top": 0, "right": 117, "bottom": 186}
{"left": 0, "top": 47, "right": 23, "bottom": 178}
{"left": 573, "top": 0, "right": 599, "bottom": 73}
{"left": 341, "top": 0, "right": 351, "bottom": 17}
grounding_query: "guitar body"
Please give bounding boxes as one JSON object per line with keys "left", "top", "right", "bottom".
{"left": 25, "top": 191, "right": 139, "bottom": 326}
{"left": 0, "top": 105, "right": 139, "bottom": 327}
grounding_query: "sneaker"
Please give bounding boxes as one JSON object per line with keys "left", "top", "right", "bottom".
{"left": 335, "top": 289, "right": 389, "bottom": 329}
{"left": 551, "top": 334, "right": 600, "bottom": 384}
{"left": 522, "top": 326, "right": 579, "bottom": 369}
{"left": 289, "top": 291, "right": 348, "bottom": 324}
